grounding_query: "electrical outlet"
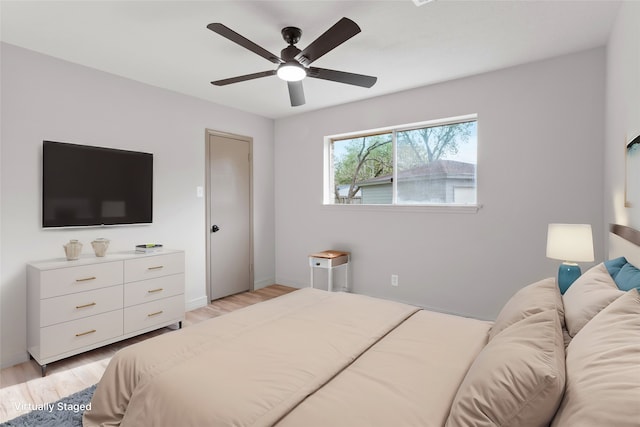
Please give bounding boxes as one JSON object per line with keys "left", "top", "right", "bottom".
{"left": 391, "top": 274, "right": 399, "bottom": 287}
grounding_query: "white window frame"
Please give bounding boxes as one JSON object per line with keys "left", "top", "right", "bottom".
{"left": 323, "top": 114, "right": 481, "bottom": 213}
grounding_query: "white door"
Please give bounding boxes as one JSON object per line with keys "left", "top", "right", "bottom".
{"left": 207, "top": 132, "right": 252, "bottom": 300}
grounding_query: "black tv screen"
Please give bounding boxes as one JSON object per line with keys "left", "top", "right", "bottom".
{"left": 42, "top": 141, "right": 153, "bottom": 228}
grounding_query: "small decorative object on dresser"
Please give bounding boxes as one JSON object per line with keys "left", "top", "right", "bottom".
{"left": 27, "top": 249, "right": 185, "bottom": 376}
{"left": 135, "top": 243, "right": 163, "bottom": 254}
{"left": 91, "top": 238, "right": 110, "bottom": 257}
{"left": 63, "top": 239, "right": 83, "bottom": 260}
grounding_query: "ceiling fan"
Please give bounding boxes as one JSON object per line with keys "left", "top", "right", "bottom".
{"left": 207, "top": 17, "right": 377, "bottom": 107}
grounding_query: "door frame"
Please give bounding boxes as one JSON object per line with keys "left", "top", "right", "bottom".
{"left": 204, "top": 128, "right": 254, "bottom": 302}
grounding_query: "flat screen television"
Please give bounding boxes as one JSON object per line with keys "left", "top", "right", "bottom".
{"left": 42, "top": 141, "right": 153, "bottom": 228}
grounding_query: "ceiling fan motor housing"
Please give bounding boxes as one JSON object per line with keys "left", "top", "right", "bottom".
{"left": 281, "top": 26, "right": 302, "bottom": 45}
{"left": 281, "top": 45, "right": 302, "bottom": 62}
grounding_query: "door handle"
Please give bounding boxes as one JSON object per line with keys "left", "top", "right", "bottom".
{"left": 211, "top": 225, "right": 220, "bottom": 233}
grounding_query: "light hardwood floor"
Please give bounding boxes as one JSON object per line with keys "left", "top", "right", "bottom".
{"left": 0, "top": 284, "right": 297, "bottom": 423}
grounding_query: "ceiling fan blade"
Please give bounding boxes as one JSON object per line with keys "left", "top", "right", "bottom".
{"left": 307, "top": 67, "right": 377, "bottom": 88}
{"left": 211, "top": 70, "right": 276, "bottom": 86}
{"left": 295, "top": 17, "right": 361, "bottom": 67}
{"left": 207, "top": 23, "right": 283, "bottom": 64}
{"left": 287, "top": 81, "right": 305, "bottom": 106}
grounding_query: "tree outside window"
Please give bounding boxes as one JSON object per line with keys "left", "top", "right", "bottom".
{"left": 330, "top": 118, "right": 477, "bottom": 205}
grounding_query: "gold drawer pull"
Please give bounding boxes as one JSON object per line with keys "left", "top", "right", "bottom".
{"left": 147, "top": 310, "right": 163, "bottom": 317}
{"left": 147, "top": 266, "right": 164, "bottom": 270}
{"left": 75, "top": 302, "right": 97, "bottom": 309}
{"left": 75, "top": 329, "right": 96, "bottom": 337}
{"left": 147, "top": 288, "right": 164, "bottom": 293}
{"left": 76, "top": 276, "right": 97, "bottom": 282}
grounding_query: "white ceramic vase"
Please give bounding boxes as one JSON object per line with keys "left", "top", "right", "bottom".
{"left": 63, "top": 240, "right": 83, "bottom": 260}
{"left": 91, "top": 238, "right": 110, "bottom": 257}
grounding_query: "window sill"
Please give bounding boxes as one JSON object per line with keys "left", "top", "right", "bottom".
{"left": 321, "top": 204, "right": 482, "bottom": 214}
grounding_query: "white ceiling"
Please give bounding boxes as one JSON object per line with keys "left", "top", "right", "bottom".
{"left": 0, "top": 0, "right": 621, "bottom": 119}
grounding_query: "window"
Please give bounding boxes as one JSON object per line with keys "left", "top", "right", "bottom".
{"left": 326, "top": 115, "right": 478, "bottom": 207}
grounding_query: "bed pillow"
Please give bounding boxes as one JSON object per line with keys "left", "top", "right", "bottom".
{"left": 604, "top": 256, "right": 640, "bottom": 290}
{"left": 551, "top": 289, "right": 640, "bottom": 427}
{"left": 614, "top": 262, "right": 640, "bottom": 290}
{"left": 488, "top": 277, "right": 564, "bottom": 341}
{"left": 562, "top": 263, "right": 624, "bottom": 337}
{"left": 446, "top": 309, "right": 565, "bottom": 427}
{"left": 604, "top": 256, "right": 627, "bottom": 279}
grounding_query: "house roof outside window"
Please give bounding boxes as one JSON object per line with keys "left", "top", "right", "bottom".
{"left": 356, "top": 160, "right": 476, "bottom": 187}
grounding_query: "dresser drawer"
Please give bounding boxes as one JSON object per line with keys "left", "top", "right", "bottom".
{"left": 40, "top": 262, "right": 123, "bottom": 299}
{"left": 40, "top": 310, "right": 123, "bottom": 359}
{"left": 124, "top": 253, "right": 185, "bottom": 283}
{"left": 40, "top": 285, "right": 123, "bottom": 327}
{"left": 124, "top": 274, "right": 184, "bottom": 307}
{"left": 124, "top": 294, "right": 184, "bottom": 334}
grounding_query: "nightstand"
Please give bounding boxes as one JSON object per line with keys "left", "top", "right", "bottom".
{"left": 308, "top": 250, "right": 350, "bottom": 292}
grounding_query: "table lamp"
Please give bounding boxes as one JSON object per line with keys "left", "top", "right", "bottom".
{"left": 546, "top": 223, "right": 594, "bottom": 294}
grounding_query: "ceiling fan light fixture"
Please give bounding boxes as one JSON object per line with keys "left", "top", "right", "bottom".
{"left": 277, "top": 62, "right": 306, "bottom": 82}
{"left": 208, "top": 18, "right": 377, "bottom": 107}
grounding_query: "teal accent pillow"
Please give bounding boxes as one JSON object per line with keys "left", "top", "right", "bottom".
{"left": 604, "top": 257, "right": 627, "bottom": 280}
{"left": 614, "top": 263, "right": 640, "bottom": 291}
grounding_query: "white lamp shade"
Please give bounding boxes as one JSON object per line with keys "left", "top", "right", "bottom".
{"left": 546, "top": 223, "right": 595, "bottom": 262}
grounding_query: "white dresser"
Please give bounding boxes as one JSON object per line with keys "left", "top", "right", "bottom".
{"left": 27, "top": 250, "right": 185, "bottom": 375}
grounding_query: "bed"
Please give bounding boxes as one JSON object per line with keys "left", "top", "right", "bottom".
{"left": 84, "top": 224, "right": 640, "bottom": 427}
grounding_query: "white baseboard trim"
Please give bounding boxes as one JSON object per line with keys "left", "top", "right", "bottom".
{"left": 253, "top": 277, "right": 276, "bottom": 289}
{"left": 1, "top": 351, "right": 30, "bottom": 369}
{"left": 274, "top": 277, "right": 306, "bottom": 289}
{"left": 186, "top": 295, "right": 208, "bottom": 311}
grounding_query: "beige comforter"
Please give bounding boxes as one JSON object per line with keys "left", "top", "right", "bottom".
{"left": 83, "top": 289, "right": 421, "bottom": 427}
{"left": 276, "top": 309, "right": 491, "bottom": 427}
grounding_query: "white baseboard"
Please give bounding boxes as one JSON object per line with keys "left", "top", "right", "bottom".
{"left": 253, "top": 277, "right": 276, "bottom": 289}
{"left": 1, "top": 350, "right": 30, "bottom": 369}
{"left": 274, "top": 277, "right": 306, "bottom": 289}
{"left": 186, "top": 295, "right": 208, "bottom": 311}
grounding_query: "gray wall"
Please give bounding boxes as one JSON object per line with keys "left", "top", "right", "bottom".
{"left": 0, "top": 43, "right": 276, "bottom": 368}
{"left": 274, "top": 48, "right": 606, "bottom": 320}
